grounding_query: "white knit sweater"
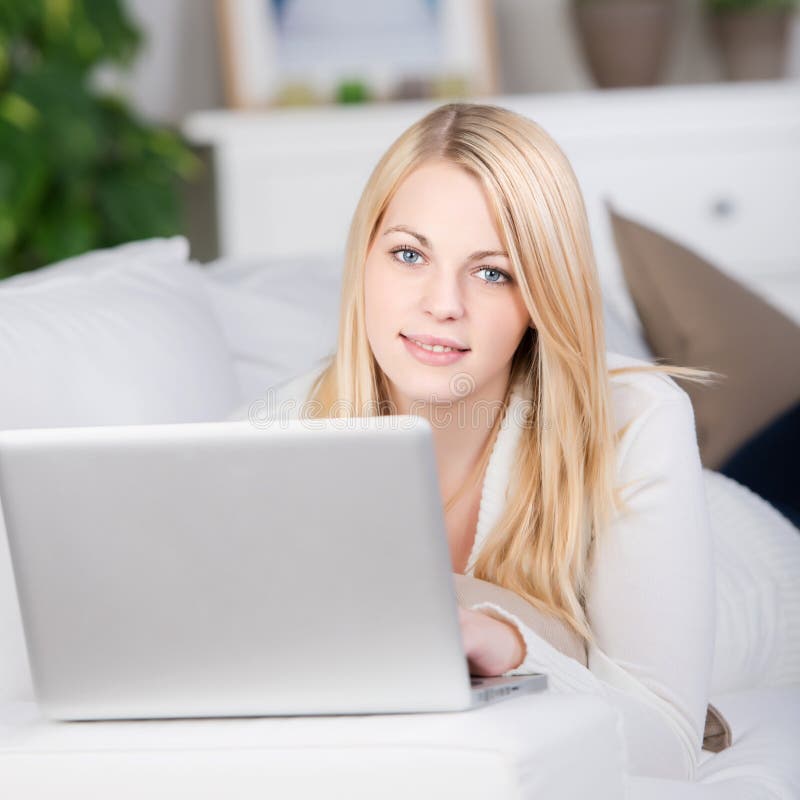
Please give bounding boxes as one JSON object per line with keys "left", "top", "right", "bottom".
{"left": 228, "top": 351, "right": 716, "bottom": 780}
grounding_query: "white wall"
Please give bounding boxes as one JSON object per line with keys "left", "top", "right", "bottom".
{"left": 105, "top": 0, "right": 223, "bottom": 123}
{"left": 116, "top": 0, "right": 800, "bottom": 124}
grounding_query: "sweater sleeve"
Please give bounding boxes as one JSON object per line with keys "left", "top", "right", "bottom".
{"left": 470, "top": 385, "right": 715, "bottom": 781}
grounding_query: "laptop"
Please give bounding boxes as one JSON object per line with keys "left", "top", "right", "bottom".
{"left": 0, "top": 414, "right": 546, "bottom": 721}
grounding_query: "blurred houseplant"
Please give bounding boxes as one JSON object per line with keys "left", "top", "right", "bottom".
{"left": 0, "top": 0, "right": 199, "bottom": 279}
{"left": 571, "top": 0, "right": 679, "bottom": 88}
{"left": 707, "top": 0, "right": 799, "bottom": 80}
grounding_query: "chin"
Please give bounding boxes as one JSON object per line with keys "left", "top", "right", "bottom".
{"left": 394, "top": 371, "right": 468, "bottom": 407}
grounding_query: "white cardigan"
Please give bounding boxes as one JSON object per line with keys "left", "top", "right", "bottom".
{"left": 473, "top": 351, "right": 715, "bottom": 782}
{"left": 228, "top": 351, "right": 715, "bottom": 780}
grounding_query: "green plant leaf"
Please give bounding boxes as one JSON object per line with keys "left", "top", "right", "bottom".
{"left": 0, "top": 0, "right": 198, "bottom": 275}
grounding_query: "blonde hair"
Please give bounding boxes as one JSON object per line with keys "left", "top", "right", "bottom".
{"left": 304, "top": 103, "right": 719, "bottom": 646}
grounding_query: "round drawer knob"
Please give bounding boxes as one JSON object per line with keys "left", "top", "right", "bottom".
{"left": 711, "top": 198, "right": 736, "bottom": 218}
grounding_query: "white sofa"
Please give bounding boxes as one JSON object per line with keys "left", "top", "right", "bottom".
{"left": 0, "top": 237, "right": 798, "bottom": 799}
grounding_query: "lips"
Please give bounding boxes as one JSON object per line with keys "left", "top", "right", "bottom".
{"left": 400, "top": 334, "right": 470, "bottom": 351}
{"left": 399, "top": 334, "right": 470, "bottom": 366}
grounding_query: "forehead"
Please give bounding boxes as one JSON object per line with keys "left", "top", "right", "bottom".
{"left": 383, "top": 161, "right": 503, "bottom": 247}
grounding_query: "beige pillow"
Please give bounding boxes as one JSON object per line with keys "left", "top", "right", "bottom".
{"left": 455, "top": 573, "right": 731, "bottom": 752}
{"left": 609, "top": 206, "right": 800, "bottom": 470}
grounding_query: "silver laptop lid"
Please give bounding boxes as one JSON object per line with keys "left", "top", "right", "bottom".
{"left": 0, "top": 416, "right": 478, "bottom": 720}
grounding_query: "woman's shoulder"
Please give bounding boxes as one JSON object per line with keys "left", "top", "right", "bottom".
{"left": 506, "top": 349, "right": 692, "bottom": 436}
{"left": 605, "top": 351, "right": 701, "bottom": 479}
{"left": 606, "top": 349, "right": 694, "bottom": 436}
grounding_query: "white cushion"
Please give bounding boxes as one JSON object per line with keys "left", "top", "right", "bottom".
{"left": 628, "top": 686, "right": 800, "bottom": 800}
{"left": 698, "top": 685, "right": 800, "bottom": 798}
{"left": 629, "top": 686, "right": 800, "bottom": 799}
{"left": 705, "top": 470, "right": 800, "bottom": 694}
{"left": 4, "top": 237, "right": 191, "bottom": 287}
{"left": 0, "top": 693, "right": 626, "bottom": 799}
{"left": 0, "top": 240, "right": 240, "bottom": 429}
{"left": 201, "top": 255, "right": 340, "bottom": 400}
{"left": 0, "top": 241, "right": 242, "bottom": 702}
{"left": 603, "top": 297, "right": 653, "bottom": 362}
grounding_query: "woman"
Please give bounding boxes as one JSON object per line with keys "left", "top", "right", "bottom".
{"left": 232, "top": 103, "right": 721, "bottom": 779}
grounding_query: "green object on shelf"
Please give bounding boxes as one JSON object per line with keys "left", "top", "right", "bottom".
{"left": 0, "top": 0, "right": 201, "bottom": 278}
{"left": 275, "top": 81, "right": 319, "bottom": 107}
{"left": 335, "top": 79, "right": 371, "bottom": 104}
{"left": 432, "top": 74, "right": 470, "bottom": 100}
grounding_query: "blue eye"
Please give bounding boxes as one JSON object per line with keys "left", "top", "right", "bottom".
{"left": 389, "top": 245, "right": 511, "bottom": 288}
{"left": 390, "top": 246, "right": 423, "bottom": 265}
{"left": 476, "top": 267, "right": 510, "bottom": 287}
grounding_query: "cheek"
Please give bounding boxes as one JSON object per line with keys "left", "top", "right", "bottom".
{"left": 474, "top": 293, "right": 531, "bottom": 355}
{"left": 364, "top": 256, "right": 398, "bottom": 341}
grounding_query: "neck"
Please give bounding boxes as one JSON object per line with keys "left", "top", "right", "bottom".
{"left": 389, "top": 369, "right": 511, "bottom": 503}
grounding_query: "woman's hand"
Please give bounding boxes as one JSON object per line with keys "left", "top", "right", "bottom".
{"left": 458, "top": 606, "right": 527, "bottom": 676}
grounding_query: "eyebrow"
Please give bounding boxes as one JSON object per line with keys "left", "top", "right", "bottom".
{"left": 383, "top": 225, "right": 509, "bottom": 260}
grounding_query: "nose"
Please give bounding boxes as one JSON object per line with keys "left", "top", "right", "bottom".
{"left": 421, "top": 265, "right": 465, "bottom": 321}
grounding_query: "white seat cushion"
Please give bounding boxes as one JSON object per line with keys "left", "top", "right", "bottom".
{"left": 699, "top": 686, "right": 800, "bottom": 798}
{"left": 0, "top": 693, "right": 626, "bottom": 800}
{"left": 628, "top": 685, "right": 800, "bottom": 800}
{"left": 704, "top": 471, "right": 800, "bottom": 694}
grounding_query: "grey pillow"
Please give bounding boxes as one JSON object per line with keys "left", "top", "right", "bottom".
{"left": 609, "top": 206, "right": 800, "bottom": 470}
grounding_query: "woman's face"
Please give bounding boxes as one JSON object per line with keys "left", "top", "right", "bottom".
{"left": 364, "top": 160, "right": 532, "bottom": 410}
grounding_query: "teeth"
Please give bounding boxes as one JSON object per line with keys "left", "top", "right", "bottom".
{"left": 411, "top": 339, "right": 457, "bottom": 353}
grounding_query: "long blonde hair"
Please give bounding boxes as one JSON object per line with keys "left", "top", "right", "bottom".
{"left": 304, "top": 103, "right": 718, "bottom": 646}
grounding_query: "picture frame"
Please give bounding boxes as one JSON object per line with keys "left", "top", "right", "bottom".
{"left": 215, "top": 0, "right": 499, "bottom": 109}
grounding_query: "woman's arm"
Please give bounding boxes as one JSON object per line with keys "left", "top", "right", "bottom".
{"left": 458, "top": 606, "right": 526, "bottom": 676}
{"left": 466, "top": 386, "right": 715, "bottom": 781}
